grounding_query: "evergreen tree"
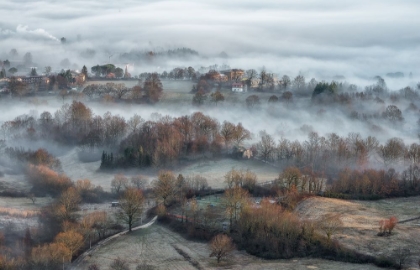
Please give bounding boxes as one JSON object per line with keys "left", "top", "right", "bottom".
{"left": 30, "top": 68, "right": 38, "bottom": 76}
{"left": 82, "top": 65, "right": 88, "bottom": 79}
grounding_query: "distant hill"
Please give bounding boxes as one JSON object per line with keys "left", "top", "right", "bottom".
{"left": 386, "top": 72, "right": 404, "bottom": 78}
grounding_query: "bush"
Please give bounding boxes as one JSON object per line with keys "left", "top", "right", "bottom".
{"left": 378, "top": 216, "right": 398, "bottom": 236}
{"left": 375, "top": 256, "right": 396, "bottom": 268}
{"left": 109, "top": 257, "right": 130, "bottom": 270}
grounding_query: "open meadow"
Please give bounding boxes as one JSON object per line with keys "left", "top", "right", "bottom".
{"left": 295, "top": 196, "right": 420, "bottom": 269}
{"left": 74, "top": 223, "right": 383, "bottom": 270}
{"left": 73, "top": 195, "right": 420, "bottom": 269}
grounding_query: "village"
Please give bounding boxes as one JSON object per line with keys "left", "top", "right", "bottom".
{"left": 0, "top": 53, "right": 289, "bottom": 101}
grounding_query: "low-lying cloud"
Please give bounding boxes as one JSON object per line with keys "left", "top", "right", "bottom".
{"left": 0, "top": 0, "right": 419, "bottom": 85}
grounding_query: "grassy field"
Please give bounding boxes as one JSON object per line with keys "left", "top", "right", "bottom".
{"left": 74, "top": 223, "right": 383, "bottom": 270}
{"left": 74, "top": 195, "right": 420, "bottom": 269}
{"left": 295, "top": 196, "right": 420, "bottom": 269}
{"left": 59, "top": 147, "right": 280, "bottom": 191}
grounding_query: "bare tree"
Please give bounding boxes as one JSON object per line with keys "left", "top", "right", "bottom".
{"left": 245, "top": 69, "right": 258, "bottom": 87}
{"left": 281, "top": 75, "right": 291, "bottom": 89}
{"left": 127, "top": 114, "right": 144, "bottom": 133}
{"left": 58, "top": 187, "right": 81, "bottom": 221}
{"left": 111, "top": 174, "right": 129, "bottom": 194}
{"left": 378, "top": 138, "right": 405, "bottom": 168}
{"left": 222, "top": 187, "right": 250, "bottom": 229}
{"left": 27, "top": 193, "right": 37, "bottom": 204}
{"left": 318, "top": 213, "right": 343, "bottom": 241}
{"left": 220, "top": 121, "right": 235, "bottom": 147}
{"left": 209, "top": 234, "right": 235, "bottom": 263}
{"left": 117, "top": 187, "right": 145, "bottom": 232}
{"left": 232, "top": 123, "right": 251, "bottom": 145}
{"left": 152, "top": 170, "right": 176, "bottom": 206}
{"left": 131, "top": 175, "right": 147, "bottom": 189}
{"left": 257, "top": 131, "right": 275, "bottom": 161}
{"left": 292, "top": 75, "right": 306, "bottom": 93}
{"left": 392, "top": 247, "right": 411, "bottom": 269}
{"left": 112, "top": 83, "right": 130, "bottom": 99}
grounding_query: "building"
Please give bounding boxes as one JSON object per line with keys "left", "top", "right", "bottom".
{"left": 15, "top": 76, "right": 49, "bottom": 91}
{"left": 232, "top": 82, "right": 247, "bottom": 92}
{"left": 221, "top": 69, "right": 244, "bottom": 81}
{"left": 204, "top": 70, "right": 227, "bottom": 82}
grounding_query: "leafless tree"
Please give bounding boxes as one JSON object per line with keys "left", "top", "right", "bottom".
{"left": 117, "top": 187, "right": 145, "bottom": 232}
{"left": 318, "top": 213, "right": 343, "bottom": 241}
{"left": 111, "top": 174, "right": 129, "bottom": 194}
{"left": 131, "top": 175, "right": 147, "bottom": 189}
{"left": 152, "top": 170, "right": 176, "bottom": 206}
{"left": 392, "top": 247, "right": 411, "bottom": 269}
{"left": 257, "top": 131, "right": 276, "bottom": 161}
{"left": 209, "top": 234, "right": 235, "bottom": 263}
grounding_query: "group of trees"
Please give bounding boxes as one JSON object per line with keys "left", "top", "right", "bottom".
{"left": 0, "top": 144, "right": 152, "bottom": 269}
{"left": 253, "top": 131, "right": 420, "bottom": 175}
{"left": 328, "top": 166, "right": 420, "bottom": 199}
{"left": 192, "top": 90, "right": 225, "bottom": 106}
{"left": 83, "top": 73, "right": 163, "bottom": 103}
{"left": 1, "top": 101, "right": 127, "bottom": 150}
{"left": 91, "top": 64, "right": 125, "bottom": 78}
{"left": 153, "top": 167, "right": 392, "bottom": 267}
{"left": 100, "top": 112, "right": 251, "bottom": 169}
{"left": 150, "top": 170, "right": 210, "bottom": 207}
{"left": 157, "top": 66, "right": 197, "bottom": 80}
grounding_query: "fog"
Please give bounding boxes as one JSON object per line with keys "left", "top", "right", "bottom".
{"left": 1, "top": 0, "right": 419, "bottom": 183}
{"left": 1, "top": 0, "right": 420, "bottom": 83}
{"left": 0, "top": 94, "right": 417, "bottom": 147}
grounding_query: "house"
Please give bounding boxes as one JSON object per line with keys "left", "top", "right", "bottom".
{"left": 232, "top": 82, "right": 246, "bottom": 92}
{"left": 204, "top": 70, "right": 228, "bottom": 82}
{"left": 16, "top": 76, "right": 49, "bottom": 91}
{"left": 70, "top": 71, "right": 86, "bottom": 85}
{"left": 221, "top": 69, "right": 244, "bottom": 81}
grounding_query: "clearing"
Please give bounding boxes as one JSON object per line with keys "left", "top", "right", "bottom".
{"left": 295, "top": 196, "right": 420, "bottom": 269}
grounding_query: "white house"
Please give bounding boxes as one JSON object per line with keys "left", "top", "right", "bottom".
{"left": 232, "top": 82, "right": 247, "bottom": 92}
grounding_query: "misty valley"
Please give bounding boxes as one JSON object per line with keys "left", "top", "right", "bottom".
{"left": 1, "top": 0, "right": 420, "bottom": 268}
{"left": 0, "top": 60, "right": 420, "bottom": 269}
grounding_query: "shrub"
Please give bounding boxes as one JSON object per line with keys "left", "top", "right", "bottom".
{"left": 109, "top": 257, "right": 130, "bottom": 270}
{"left": 378, "top": 216, "right": 398, "bottom": 236}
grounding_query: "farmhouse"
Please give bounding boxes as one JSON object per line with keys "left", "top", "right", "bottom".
{"left": 232, "top": 82, "right": 246, "bottom": 92}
